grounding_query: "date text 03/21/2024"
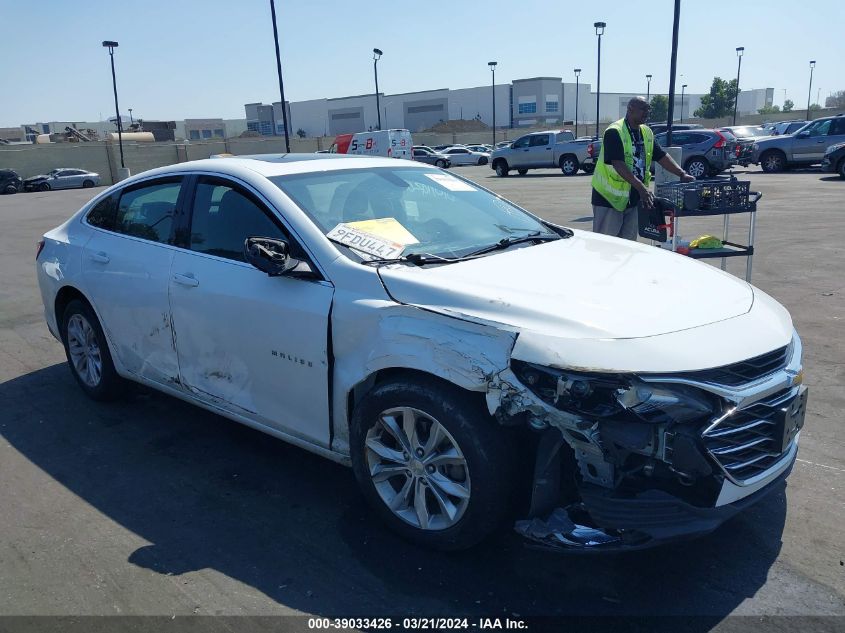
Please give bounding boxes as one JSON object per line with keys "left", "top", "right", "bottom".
{"left": 307, "top": 618, "right": 528, "bottom": 630}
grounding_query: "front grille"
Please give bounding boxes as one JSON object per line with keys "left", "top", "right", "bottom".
{"left": 677, "top": 346, "right": 789, "bottom": 387}
{"left": 702, "top": 388, "right": 795, "bottom": 482}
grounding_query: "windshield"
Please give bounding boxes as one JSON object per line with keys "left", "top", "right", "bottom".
{"left": 271, "top": 167, "right": 554, "bottom": 260}
{"left": 732, "top": 126, "right": 770, "bottom": 138}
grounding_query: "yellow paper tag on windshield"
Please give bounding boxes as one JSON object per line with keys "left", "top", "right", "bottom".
{"left": 346, "top": 217, "right": 419, "bottom": 245}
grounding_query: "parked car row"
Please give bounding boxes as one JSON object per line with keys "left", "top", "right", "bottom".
{"left": 0, "top": 168, "right": 101, "bottom": 194}
{"left": 751, "top": 114, "right": 845, "bottom": 172}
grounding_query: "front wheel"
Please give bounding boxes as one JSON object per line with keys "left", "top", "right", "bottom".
{"left": 3, "top": 185, "right": 16, "bottom": 194}
{"left": 838, "top": 158, "right": 845, "bottom": 180}
{"left": 477, "top": 156, "right": 488, "bottom": 166}
{"left": 559, "top": 154, "right": 579, "bottom": 176}
{"left": 517, "top": 169, "right": 528, "bottom": 176}
{"left": 494, "top": 160, "right": 509, "bottom": 177}
{"left": 38, "top": 182, "right": 51, "bottom": 192}
{"left": 685, "top": 157, "right": 709, "bottom": 180}
{"left": 435, "top": 159, "right": 447, "bottom": 168}
{"left": 350, "top": 376, "right": 514, "bottom": 550}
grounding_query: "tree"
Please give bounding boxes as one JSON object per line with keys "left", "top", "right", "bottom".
{"left": 648, "top": 95, "right": 668, "bottom": 122}
{"left": 810, "top": 103, "right": 822, "bottom": 112}
{"left": 758, "top": 104, "right": 781, "bottom": 115}
{"left": 825, "top": 90, "right": 845, "bottom": 108}
{"left": 693, "top": 77, "right": 738, "bottom": 118}
{"left": 296, "top": 128, "right": 306, "bottom": 139}
{"left": 783, "top": 99, "right": 794, "bottom": 112}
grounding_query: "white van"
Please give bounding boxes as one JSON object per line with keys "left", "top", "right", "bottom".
{"left": 335, "top": 129, "right": 413, "bottom": 159}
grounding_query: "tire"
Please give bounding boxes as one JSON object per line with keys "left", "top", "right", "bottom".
{"left": 82, "top": 179, "right": 94, "bottom": 188}
{"left": 685, "top": 157, "right": 709, "bottom": 180}
{"left": 38, "top": 182, "right": 51, "bottom": 192}
{"left": 559, "top": 154, "right": 579, "bottom": 176}
{"left": 494, "top": 160, "right": 509, "bottom": 177}
{"left": 517, "top": 169, "right": 528, "bottom": 176}
{"left": 350, "top": 375, "right": 514, "bottom": 551}
{"left": 760, "top": 150, "right": 786, "bottom": 173}
{"left": 581, "top": 162, "right": 595, "bottom": 175}
{"left": 61, "top": 299, "right": 124, "bottom": 401}
{"left": 3, "top": 185, "right": 16, "bottom": 194}
{"left": 435, "top": 159, "right": 447, "bottom": 168}
{"left": 477, "top": 156, "right": 488, "bottom": 166}
{"left": 837, "top": 158, "right": 845, "bottom": 180}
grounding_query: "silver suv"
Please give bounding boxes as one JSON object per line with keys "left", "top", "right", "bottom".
{"left": 751, "top": 115, "right": 845, "bottom": 172}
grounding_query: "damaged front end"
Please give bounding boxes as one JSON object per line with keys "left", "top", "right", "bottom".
{"left": 491, "top": 357, "right": 804, "bottom": 551}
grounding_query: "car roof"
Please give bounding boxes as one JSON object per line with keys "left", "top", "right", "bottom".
{"left": 114, "top": 154, "right": 434, "bottom": 183}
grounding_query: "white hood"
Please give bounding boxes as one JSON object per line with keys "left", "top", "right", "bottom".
{"left": 378, "top": 230, "right": 754, "bottom": 340}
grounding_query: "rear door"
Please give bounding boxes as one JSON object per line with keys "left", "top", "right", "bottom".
{"left": 526, "top": 133, "right": 553, "bottom": 167}
{"left": 168, "top": 175, "right": 334, "bottom": 446}
{"left": 81, "top": 177, "right": 184, "bottom": 386}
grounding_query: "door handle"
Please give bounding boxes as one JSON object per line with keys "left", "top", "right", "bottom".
{"left": 173, "top": 273, "right": 199, "bottom": 288}
{"left": 89, "top": 251, "right": 110, "bottom": 264}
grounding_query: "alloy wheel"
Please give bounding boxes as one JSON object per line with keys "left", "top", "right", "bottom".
{"left": 66, "top": 314, "right": 103, "bottom": 387}
{"left": 365, "top": 406, "right": 471, "bottom": 530}
{"left": 687, "top": 160, "right": 707, "bottom": 178}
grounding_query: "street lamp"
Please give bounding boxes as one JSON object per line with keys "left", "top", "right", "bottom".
{"left": 733, "top": 46, "right": 744, "bottom": 125}
{"left": 128, "top": 108, "right": 133, "bottom": 126}
{"left": 488, "top": 61, "right": 497, "bottom": 146}
{"left": 373, "top": 48, "right": 383, "bottom": 130}
{"left": 269, "top": 0, "right": 291, "bottom": 152}
{"left": 646, "top": 74, "right": 652, "bottom": 103}
{"left": 594, "top": 22, "right": 606, "bottom": 139}
{"left": 574, "top": 68, "right": 581, "bottom": 138}
{"left": 806, "top": 60, "right": 816, "bottom": 120}
{"left": 680, "top": 84, "right": 687, "bottom": 122}
{"left": 101, "top": 40, "right": 124, "bottom": 170}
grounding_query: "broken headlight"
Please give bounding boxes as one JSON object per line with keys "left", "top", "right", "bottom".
{"left": 511, "top": 360, "right": 714, "bottom": 424}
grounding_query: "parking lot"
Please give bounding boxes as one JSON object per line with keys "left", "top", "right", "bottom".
{"left": 1, "top": 166, "right": 843, "bottom": 621}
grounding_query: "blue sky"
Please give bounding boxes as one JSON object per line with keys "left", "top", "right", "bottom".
{"left": 0, "top": 0, "right": 840, "bottom": 126}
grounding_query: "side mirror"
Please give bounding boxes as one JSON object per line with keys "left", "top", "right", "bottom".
{"left": 244, "top": 237, "right": 300, "bottom": 276}
{"left": 796, "top": 130, "right": 810, "bottom": 138}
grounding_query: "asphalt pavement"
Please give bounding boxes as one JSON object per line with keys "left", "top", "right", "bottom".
{"left": 0, "top": 167, "right": 843, "bottom": 624}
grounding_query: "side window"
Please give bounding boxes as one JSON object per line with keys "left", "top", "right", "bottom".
{"left": 830, "top": 118, "right": 845, "bottom": 136}
{"left": 114, "top": 179, "right": 181, "bottom": 243}
{"left": 86, "top": 195, "right": 117, "bottom": 230}
{"left": 512, "top": 136, "right": 531, "bottom": 149}
{"left": 188, "top": 178, "right": 289, "bottom": 263}
{"left": 529, "top": 134, "right": 550, "bottom": 147}
{"left": 806, "top": 120, "right": 832, "bottom": 137}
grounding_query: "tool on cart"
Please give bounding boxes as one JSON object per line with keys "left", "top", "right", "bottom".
{"left": 640, "top": 175, "right": 762, "bottom": 282}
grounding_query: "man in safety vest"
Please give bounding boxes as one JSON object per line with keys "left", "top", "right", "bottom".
{"left": 591, "top": 96, "right": 694, "bottom": 240}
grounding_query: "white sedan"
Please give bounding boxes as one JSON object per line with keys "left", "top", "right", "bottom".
{"left": 438, "top": 146, "right": 490, "bottom": 166}
{"left": 37, "top": 155, "right": 805, "bottom": 551}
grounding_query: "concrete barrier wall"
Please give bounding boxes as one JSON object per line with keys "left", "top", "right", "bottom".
{"left": 0, "top": 143, "right": 112, "bottom": 180}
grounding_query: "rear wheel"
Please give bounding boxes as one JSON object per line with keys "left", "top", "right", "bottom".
{"left": 435, "top": 159, "right": 447, "bottom": 168}
{"left": 350, "top": 376, "right": 514, "bottom": 550}
{"left": 3, "top": 185, "right": 16, "bottom": 194}
{"left": 685, "top": 157, "right": 709, "bottom": 179}
{"left": 494, "top": 160, "right": 509, "bottom": 177}
{"left": 517, "top": 169, "right": 528, "bottom": 176}
{"left": 61, "top": 299, "right": 124, "bottom": 401}
{"left": 559, "top": 154, "right": 579, "bottom": 176}
{"left": 82, "top": 179, "right": 94, "bottom": 188}
{"left": 477, "top": 156, "right": 488, "bottom": 166}
{"left": 38, "top": 182, "right": 51, "bottom": 192}
{"left": 837, "top": 158, "right": 845, "bottom": 179}
{"left": 760, "top": 150, "right": 786, "bottom": 173}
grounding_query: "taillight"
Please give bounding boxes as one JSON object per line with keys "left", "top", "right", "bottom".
{"left": 587, "top": 143, "right": 595, "bottom": 157}
{"left": 713, "top": 131, "right": 726, "bottom": 149}
{"left": 36, "top": 239, "right": 45, "bottom": 260}
{"left": 735, "top": 145, "right": 741, "bottom": 157}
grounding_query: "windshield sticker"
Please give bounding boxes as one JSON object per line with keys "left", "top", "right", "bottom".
{"left": 408, "top": 181, "right": 456, "bottom": 202}
{"left": 424, "top": 172, "right": 477, "bottom": 192}
{"left": 327, "top": 218, "right": 419, "bottom": 259}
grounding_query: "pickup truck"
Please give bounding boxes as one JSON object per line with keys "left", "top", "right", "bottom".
{"left": 751, "top": 114, "right": 845, "bottom": 172}
{"left": 490, "top": 130, "right": 593, "bottom": 177}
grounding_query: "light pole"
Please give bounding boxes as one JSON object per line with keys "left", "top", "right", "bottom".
{"left": 101, "top": 40, "right": 124, "bottom": 170}
{"left": 646, "top": 74, "right": 652, "bottom": 103}
{"left": 128, "top": 108, "right": 133, "bottom": 126}
{"left": 574, "top": 68, "right": 581, "bottom": 138}
{"left": 594, "top": 22, "right": 606, "bottom": 139}
{"left": 680, "top": 84, "right": 687, "bottom": 122}
{"left": 806, "top": 60, "right": 816, "bottom": 120}
{"left": 733, "top": 46, "right": 744, "bottom": 125}
{"left": 488, "top": 61, "right": 497, "bottom": 146}
{"left": 269, "top": 0, "right": 291, "bottom": 152}
{"left": 373, "top": 48, "right": 383, "bottom": 130}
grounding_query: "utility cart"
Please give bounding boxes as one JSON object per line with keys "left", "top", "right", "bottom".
{"left": 642, "top": 175, "right": 762, "bottom": 282}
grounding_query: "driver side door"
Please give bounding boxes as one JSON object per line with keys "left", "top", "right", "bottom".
{"left": 168, "top": 175, "right": 335, "bottom": 447}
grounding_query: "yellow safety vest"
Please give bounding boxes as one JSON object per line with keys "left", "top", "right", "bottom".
{"left": 591, "top": 118, "right": 654, "bottom": 212}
